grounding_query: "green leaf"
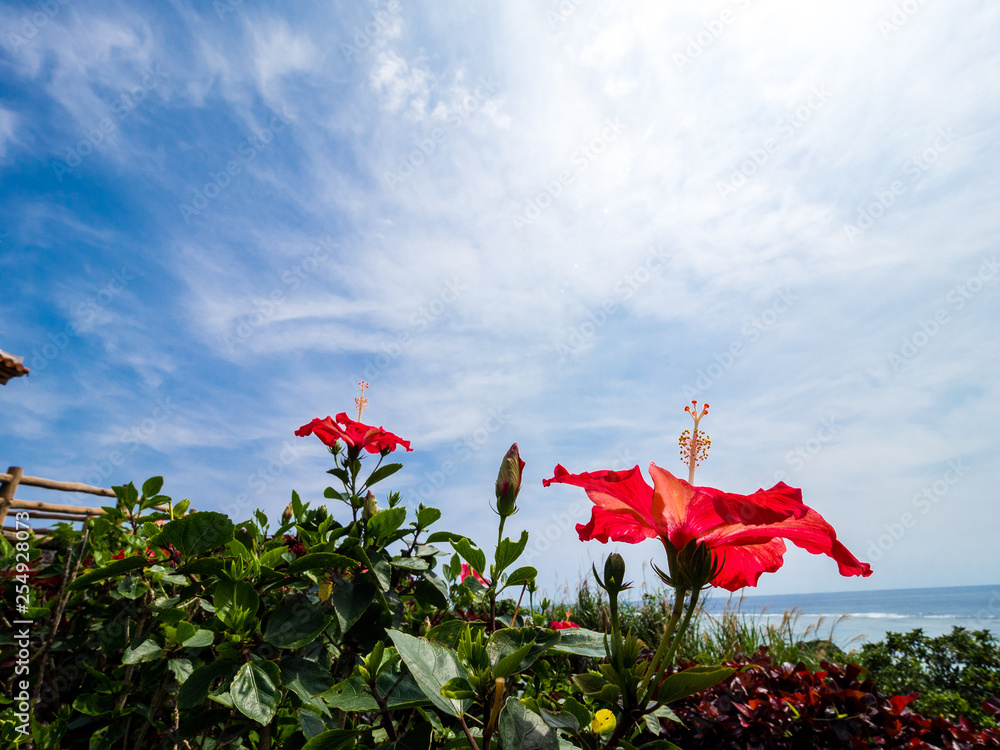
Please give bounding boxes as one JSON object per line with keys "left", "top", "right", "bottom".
{"left": 364, "top": 462, "right": 403, "bottom": 487}
{"left": 72, "top": 693, "right": 115, "bottom": 716}
{"left": 301, "top": 729, "right": 364, "bottom": 750}
{"left": 213, "top": 579, "right": 259, "bottom": 630}
{"left": 413, "top": 570, "right": 449, "bottom": 609}
{"left": 123, "top": 637, "right": 164, "bottom": 664}
{"left": 390, "top": 555, "right": 429, "bottom": 570}
{"left": 440, "top": 676, "right": 476, "bottom": 700}
{"left": 495, "top": 530, "right": 529, "bottom": 576}
{"left": 182, "top": 629, "right": 215, "bottom": 648}
{"left": 656, "top": 665, "right": 735, "bottom": 704}
{"left": 117, "top": 575, "right": 147, "bottom": 599}
{"left": 416, "top": 506, "right": 441, "bottom": 528}
{"left": 152, "top": 511, "right": 234, "bottom": 558}
{"left": 142, "top": 476, "right": 164, "bottom": 498}
{"left": 572, "top": 671, "right": 620, "bottom": 702}
{"left": 368, "top": 506, "right": 407, "bottom": 544}
{"left": 291, "top": 489, "right": 305, "bottom": 520}
{"left": 112, "top": 482, "right": 139, "bottom": 509}
{"left": 178, "top": 661, "right": 238, "bottom": 709}
{"left": 331, "top": 579, "right": 374, "bottom": 633}
{"left": 502, "top": 565, "right": 537, "bottom": 591}
{"left": 298, "top": 707, "right": 326, "bottom": 739}
{"left": 286, "top": 552, "right": 356, "bottom": 574}
{"left": 558, "top": 697, "right": 591, "bottom": 731}
{"left": 538, "top": 706, "right": 580, "bottom": 733}
{"left": 175, "top": 558, "right": 225, "bottom": 577}
{"left": 425, "top": 530, "right": 466, "bottom": 544}
{"left": 259, "top": 546, "right": 288, "bottom": 570}
{"left": 450, "top": 538, "right": 486, "bottom": 579}
{"left": 168, "top": 658, "right": 195, "bottom": 684}
{"left": 388, "top": 629, "right": 470, "bottom": 717}
{"left": 230, "top": 660, "right": 282, "bottom": 725}
{"left": 487, "top": 628, "right": 561, "bottom": 676}
{"left": 498, "top": 697, "right": 558, "bottom": 750}
{"left": 548, "top": 627, "right": 608, "bottom": 658}
{"left": 264, "top": 599, "right": 334, "bottom": 649}
{"left": 279, "top": 656, "right": 336, "bottom": 713}
{"left": 321, "top": 670, "right": 429, "bottom": 711}
{"left": 637, "top": 742, "right": 684, "bottom": 750}
{"left": 69, "top": 556, "right": 150, "bottom": 590}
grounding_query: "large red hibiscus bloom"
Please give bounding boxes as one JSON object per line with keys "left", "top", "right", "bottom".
{"left": 543, "top": 463, "right": 871, "bottom": 591}
{"left": 296, "top": 413, "right": 412, "bottom": 454}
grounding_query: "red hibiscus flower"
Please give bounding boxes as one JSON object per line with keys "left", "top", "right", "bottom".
{"left": 543, "top": 463, "right": 872, "bottom": 591}
{"left": 550, "top": 620, "right": 580, "bottom": 630}
{"left": 459, "top": 563, "right": 488, "bottom": 586}
{"left": 295, "top": 412, "right": 412, "bottom": 454}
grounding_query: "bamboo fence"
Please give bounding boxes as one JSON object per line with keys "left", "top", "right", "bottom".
{"left": 0, "top": 466, "right": 169, "bottom": 540}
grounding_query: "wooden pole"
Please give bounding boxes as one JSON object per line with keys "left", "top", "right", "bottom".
{"left": 0, "top": 473, "right": 116, "bottom": 498}
{"left": 0, "top": 466, "right": 23, "bottom": 528}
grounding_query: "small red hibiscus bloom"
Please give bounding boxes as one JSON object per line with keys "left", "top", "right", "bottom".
{"left": 459, "top": 563, "right": 488, "bottom": 586}
{"left": 543, "top": 462, "right": 872, "bottom": 592}
{"left": 550, "top": 620, "right": 580, "bottom": 630}
{"left": 295, "top": 412, "right": 412, "bottom": 454}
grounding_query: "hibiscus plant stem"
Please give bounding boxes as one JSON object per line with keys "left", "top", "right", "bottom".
{"left": 638, "top": 585, "right": 688, "bottom": 703}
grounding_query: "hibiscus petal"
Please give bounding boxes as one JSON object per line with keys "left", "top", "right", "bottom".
{"left": 707, "top": 508, "right": 873, "bottom": 581}
{"left": 544, "top": 464, "right": 661, "bottom": 542}
{"left": 711, "top": 539, "right": 787, "bottom": 591}
{"left": 575, "top": 506, "right": 659, "bottom": 544}
{"left": 711, "top": 482, "right": 808, "bottom": 526}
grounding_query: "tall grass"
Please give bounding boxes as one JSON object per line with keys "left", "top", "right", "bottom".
{"left": 538, "top": 580, "right": 852, "bottom": 669}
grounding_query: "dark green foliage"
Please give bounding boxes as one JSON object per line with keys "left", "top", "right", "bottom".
{"left": 858, "top": 627, "right": 1000, "bottom": 727}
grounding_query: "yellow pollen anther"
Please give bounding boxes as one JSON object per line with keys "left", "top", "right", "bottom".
{"left": 679, "top": 401, "right": 710, "bottom": 483}
{"left": 355, "top": 381, "right": 369, "bottom": 421}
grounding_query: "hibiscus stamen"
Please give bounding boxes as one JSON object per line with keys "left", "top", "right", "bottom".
{"left": 355, "top": 381, "right": 369, "bottom": 421}
{"left": 679, "top": 401, "right": 711, "bottom": 483}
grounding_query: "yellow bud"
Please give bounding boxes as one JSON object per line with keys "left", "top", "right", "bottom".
{"left": 318, "top": 579, "right": 333, "bottom": 602}
{"left": 591, "top": 709, "right": 616, "bottom": 734}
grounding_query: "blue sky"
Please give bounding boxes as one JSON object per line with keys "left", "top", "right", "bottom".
{"left": 2, "top": 0, "right": 998, "bottom": 599}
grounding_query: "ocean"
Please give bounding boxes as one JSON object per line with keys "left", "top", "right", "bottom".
{"left": 697, "top": 584, "right": 1000, "bottom": 652}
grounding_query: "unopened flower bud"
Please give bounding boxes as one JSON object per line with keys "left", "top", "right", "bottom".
{"left": 495, "top": 443, "right": 524, "bottom": 518}
{"left": 362, "top": 490, "right": 379, "bottom": 520}
{"left": 603, "top": 553, "right": 627, "bottom": 594}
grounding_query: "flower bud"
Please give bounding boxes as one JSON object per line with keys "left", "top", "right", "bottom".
{"left": 495, "top": 443, "right": 524, "bottom": 518}
{"left": 362, "top": 490, "right": 379, "bottom": 520}
{"left": 591, "top": 709, "right": 616, "bottom": 734}
{"left": 603, "top": 552, "right": 627, "bottom": 594}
